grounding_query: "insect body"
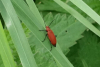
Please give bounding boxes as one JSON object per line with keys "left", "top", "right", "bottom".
{"left": 46, "top": 26, "right": 56, "bottom": 47}
{"left": 40, "top": 20, "right": 56, "bottom": 51}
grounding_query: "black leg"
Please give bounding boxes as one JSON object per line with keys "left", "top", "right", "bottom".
{"left": 42, "top": 34, "right": 47, "bottom": 42}
{"left": 39, "top": 30, "right": 53, "bottom": 51}
{"left": 50, "top": 44, "right": 52, "bottom": 51}
{"left": 55, "top": 35, "right": 57, "bottom": 37}
{"left": 39, "top": 30, "right": 47, "bottom": 42}
{"left": 48, "top": 40, "right": 52, "bottom": 51}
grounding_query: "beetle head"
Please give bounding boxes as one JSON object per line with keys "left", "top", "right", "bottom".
{"left": 46, "top": 26, "right": 50, "bottom": 31}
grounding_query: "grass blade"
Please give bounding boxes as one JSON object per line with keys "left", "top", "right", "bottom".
{"left": 70, "top": 0, "right": 100, "bottom": 25}
{"left": 0, "top": 0, "right": 37, "bottom": 67}
{"left": 54, "top": 0, "right": 100, "bottom": 37}
{"left": 11, "top": 0, "right": 73, "bottom": 67}
{"left": 25, "top": 0, "right": 44, "bottom": 27}
{"left": 0, "top": 21, "right": 16, "bottom": 67}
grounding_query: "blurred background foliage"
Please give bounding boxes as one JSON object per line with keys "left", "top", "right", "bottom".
{"left": 0, "top": 0, "right": 100, "bottom": 67}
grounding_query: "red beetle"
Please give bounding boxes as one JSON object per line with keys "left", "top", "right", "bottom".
{"left": 39, "top": 20, "right": 56, "bottom": 51}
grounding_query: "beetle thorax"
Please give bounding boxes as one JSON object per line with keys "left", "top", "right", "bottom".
{"left": 46, "top": 26, "right": 51, "bottom": 31}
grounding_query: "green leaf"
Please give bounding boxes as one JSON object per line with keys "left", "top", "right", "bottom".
{"left": 0, "top": 21, "right": 16, "bottom": 67}
{"left": 2, "top": 23, "right": 34, "bottom": 67}
{"left": 54, "top": 0, "right": 100, "bottom": 37}
{"left": 43, "top": 13, "right": 87, "bottom": 54}
{"left": 67, "top": 44, "right": 84, "bottom": 67}
{"left": 67, "top": 31, "right": 100, "bottom": 67}
{"left": 78, "top": 31, "right": 100, "bottom": 67}
{"left": 36, "top": 0, "right": 100, "bottom": 17}
{"left": 4, "top": 29, "right": 21, "bottom": 67}
{"left": 37, "top": 0, "right": 67, "bottom": 13}
{"left": 25, "top": 0, "right": 44, "bottom": 27}
{"left": 11, "top": 0, "right": 73, "bottom": 67}
{"left": 70, "top": 0, "right": 100, "bottom": 26}
{"left": 0, "top": 0, "right": 37, "bottom": 67}
{"left": 0, "top": 56, "right": 4, "bottom": 67}
{"left": 68, "top": 0, "right": 100, "bottom": 15}
{"left": 28, "top": 12, "right": 88, "bottom": 67}
{"left": 29, "top": 32, "right": 58, "bottom": 67}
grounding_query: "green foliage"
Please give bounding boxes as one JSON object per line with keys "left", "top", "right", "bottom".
{"left": 36, "top": 0, "right": 100, "bottom": 66}
{"left": 37, "top": 0, "right": 100, "bottom": 16}
{"left": 0, "top": 0, "right": 37, "bottom": 67}
{"left": 29, "top": 32, "right": 58, "bottom": 67}
{"left": 0, "top": 0, "right": 100, "bottom": 67}
{"left": 43, "top": 13, "right": 87, "bottom": 54}
{"left": 0, "top": 56, "right": 4, "bottom": 67}
{"left": 37, "top": 0, "right": 69, "bottom": 16}
{"left": 4, "top": 30, "right": 21, "bottom": 67}
{"left": 0, "top": 13, "right": 87, "bottom": 67}
{"left": 83, "top": 0, "right": 100, "bottom": 15}
{"left": 67, "top": 31, "right": 100, "bottom": 67}
{"left": 26, "top": 13, "right": 87, "bottom": 67}
{"left": 0, "top": 23, "right": 31, "bottom": 67}
{"left": 79, "top": 31, "right": 100, "bottom": 67}
{"left": 68, "top": 0, "right": 100, "bottom": 17}
{"left": 11, "top": 0, "right": 73, "bottom": 66}
{"left": 28, "top": 13, "right": 88, "bottom": 67}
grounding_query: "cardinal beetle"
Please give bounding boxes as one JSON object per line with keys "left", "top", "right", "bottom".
{"left": 39, "top": 20, "right": 56, "bottom": 51}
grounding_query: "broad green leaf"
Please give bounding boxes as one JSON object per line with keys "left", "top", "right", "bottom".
{"left": 0, "top": 0, "right": 37, "bottom": 67}
{"left": 43, "top": 13, "right": 87, "bottom": 54}
{"left": 28, "top": 13, "right": 87, "bottom": 67}
{"left": 67, "top": 44, "right": 84, "bottom": 67}
{"left": 37, "top": 0, "right": 67, "bottom": 13}
{"left": 67, "top": 31, "right": 100, "bottom": 67}
{"left": 78, "top": 31, "right": 100, "bottom": 67}
{"left": 11, "top": 0, "right": 73, "bottom": 67}
{"left": 0, "top": 21, "right": 16, "bottom": 67}
{"left": 37, "top": 0, "right": 100, "bottom": 17}
{"left": 29, "top": 33, "right": 58, "bottom": 67}
{"left": 54, "top": 0, "right": 100, "bottom": 37}
{"left": 70, "top": 0, "right": 100, "bottom": 25}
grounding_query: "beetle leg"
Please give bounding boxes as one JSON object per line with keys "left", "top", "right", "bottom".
{"left": 42, "top": 34, "right": 47, "bottom": 42}
{"left": 50, "top": 45, "right": 52, "bottom": 51}
{"left": 39, "top": 30, "right": 47, "bottom": 42}
{"left": 49, "top": 41, "right": 52, "bottom": 51}
{"left": 55, "top": 35, "right": 57, "bottom": 37}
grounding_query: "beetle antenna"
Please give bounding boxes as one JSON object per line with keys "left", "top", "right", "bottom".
{"left": 49, "top": 19, "right": 55, "bottom": 27}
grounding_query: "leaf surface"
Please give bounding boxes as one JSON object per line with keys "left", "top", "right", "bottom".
{"left": 0, "top": 0, "right": 37, "bottom": 67}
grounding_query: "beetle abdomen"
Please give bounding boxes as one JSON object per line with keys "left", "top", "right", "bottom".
{"left": 47, "top": 30, "right": 56, "bottom": 47}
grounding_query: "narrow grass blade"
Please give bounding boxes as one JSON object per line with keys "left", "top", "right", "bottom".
{"left": 0, "top": 21, "right": 16, "bottom": 67}
{"left": 54, "top": 0, "right": 100, "bottom": 37}
{"left": 70, "top": 0, "right": 100, "bottom": 25}
{"left": 25, "top": 0, "right": 45, "bottom": 27}
{"left": 0, "top": 0, "right": 37, "bottom": 67}
{"left": 11, "top": 0, "right": 74, "bottom": 67}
